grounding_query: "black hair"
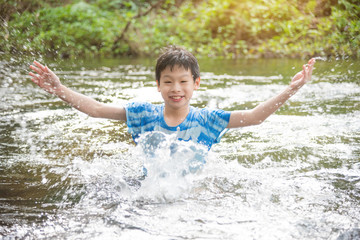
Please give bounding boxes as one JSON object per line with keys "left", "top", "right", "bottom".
{"left": 155, "top": 45, "right": 200, "bottom": 84}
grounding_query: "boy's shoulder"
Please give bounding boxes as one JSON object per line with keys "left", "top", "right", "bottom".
{"left": 192, "top": 106, "right": 231, "bottom": 115}
{"left": 190, "top": 106, "right": 231, "bottom": 123}
{"left": 126, "top": 102, "right": 162, "bottom": 112}
{"left": 125, "top": 102, "right": 163, "bottom": 129}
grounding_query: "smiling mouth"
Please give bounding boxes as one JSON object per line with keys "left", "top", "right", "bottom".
{"left": 170, "top": 96, "right": 184, "bottom": 101}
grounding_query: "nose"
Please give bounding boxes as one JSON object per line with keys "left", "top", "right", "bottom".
{"left": 171, "top": 82, "right": 181, "bottom": 92}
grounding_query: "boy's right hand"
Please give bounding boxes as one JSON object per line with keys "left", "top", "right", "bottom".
{"left": 29, "top": 61, "right": 62, "bottom": 95}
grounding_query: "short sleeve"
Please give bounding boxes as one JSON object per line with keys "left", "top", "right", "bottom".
{"left": 125, "top": 102, "right": 161, "bottom": 140}
{"left": 201, "top": 108, "right": 231, "bottom": 144}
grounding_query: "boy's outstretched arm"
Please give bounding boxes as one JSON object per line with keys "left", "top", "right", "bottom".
{"left": 29, "top": 61, "right": 126, "bottom": 121}
{"left": 227, "top": 58, "right": 315, "bottom": 128}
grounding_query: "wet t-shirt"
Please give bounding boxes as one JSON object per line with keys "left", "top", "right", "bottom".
{"left": 125, "top": 102, "right": 231, "bottom": 150}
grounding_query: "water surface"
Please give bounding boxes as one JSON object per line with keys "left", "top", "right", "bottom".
{"left": 0, "top": 56, "right": 359, "bottom": 239}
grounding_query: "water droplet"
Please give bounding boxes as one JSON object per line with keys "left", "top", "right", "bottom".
{"left": 313, "top": 56, "right": 327, "bottom": 61}
{"left": 41, "top": 177, "right": 48, "bottom": 184}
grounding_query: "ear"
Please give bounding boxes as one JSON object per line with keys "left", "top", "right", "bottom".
{"left": 156, "top": 80, "right": 160, "bottom": 92}
{"left": 194, "top": 77, "right": 201, "bottom": 90}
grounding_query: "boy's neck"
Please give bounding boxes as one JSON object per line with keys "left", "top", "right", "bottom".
{"left": 163, "top": 104, "right": 190, "bottom": 127}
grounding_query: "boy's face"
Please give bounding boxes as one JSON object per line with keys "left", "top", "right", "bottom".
{"left": 157, "top": 65, "right": 200, "bottom": 111}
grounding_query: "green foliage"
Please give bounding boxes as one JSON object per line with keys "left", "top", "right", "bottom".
{"left": 1, "top": 0, "right": 359, "bottom": 59}
{"left": 1, "top": 1, "right": 126, "bottom": 57}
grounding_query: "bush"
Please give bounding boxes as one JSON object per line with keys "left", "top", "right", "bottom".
{"left": 1, "top": 1, "right": 126, "bottom": 58}
{"left": 0, "top": 0, "right": 359, "bottom": 59}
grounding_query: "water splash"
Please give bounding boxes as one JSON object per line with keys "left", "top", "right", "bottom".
{"left": 132, "top": 132, "right": 208, "bottom": 202}
{"left": 312, "top": 56, "right": 327, "bottom": 61}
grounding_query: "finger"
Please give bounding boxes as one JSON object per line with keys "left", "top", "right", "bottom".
{"left": 307, "top": 62, "right": 314, "bottom": 82}
{"left": 30, "top": 65, "right": 43, "bottom": 75}
{"left": 308, "top": 59, "right": 315, "bottom": 71}
{"left": 33, "top": 60, "right": 46, "bottom": 72}
{"left": 29, "top": 72, "right": 39, "bottom": 79}
{"left": 299, "top": 65, "right": 307, "bottom": 82}
{"left": 31, "top": 78, "right": 39, "bottom": 85}
{"left": 304, "top": 64, "right": 311, "bottom": 82}
{"left": 308, "top": 58, "right": 316, "bottom": 66}
{"left": 29, "top": 74, "right": 39, "bottom": 85}
{"left": 45, "top": 66, "right": 52, "bottom": 74}
{"left": 29, "top": 73, "right": 41, "bottom": 85}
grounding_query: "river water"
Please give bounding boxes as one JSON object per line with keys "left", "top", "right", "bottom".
{"left": 0, "top": 56, "right": 359, "bottom": 239}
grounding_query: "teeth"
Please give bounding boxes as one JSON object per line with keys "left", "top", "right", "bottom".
{"left": 172, "top": 96, "right": 182, "bottom": 99}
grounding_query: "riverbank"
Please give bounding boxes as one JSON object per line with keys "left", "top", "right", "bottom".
{"left": 1, "top": 0, "right": 359, "bottom": 59}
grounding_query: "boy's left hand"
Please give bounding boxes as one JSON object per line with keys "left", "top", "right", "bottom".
{"left": 290, "top": 58, "right": 315, "bottom": 91}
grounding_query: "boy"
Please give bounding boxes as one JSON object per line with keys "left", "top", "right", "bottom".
{"left": 29, "top": 46, "right": 315, "bottom": 151}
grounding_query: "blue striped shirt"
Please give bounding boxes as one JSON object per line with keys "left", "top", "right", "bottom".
{"left": 125, "top": 102, "right": 231, "bottom": 150}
